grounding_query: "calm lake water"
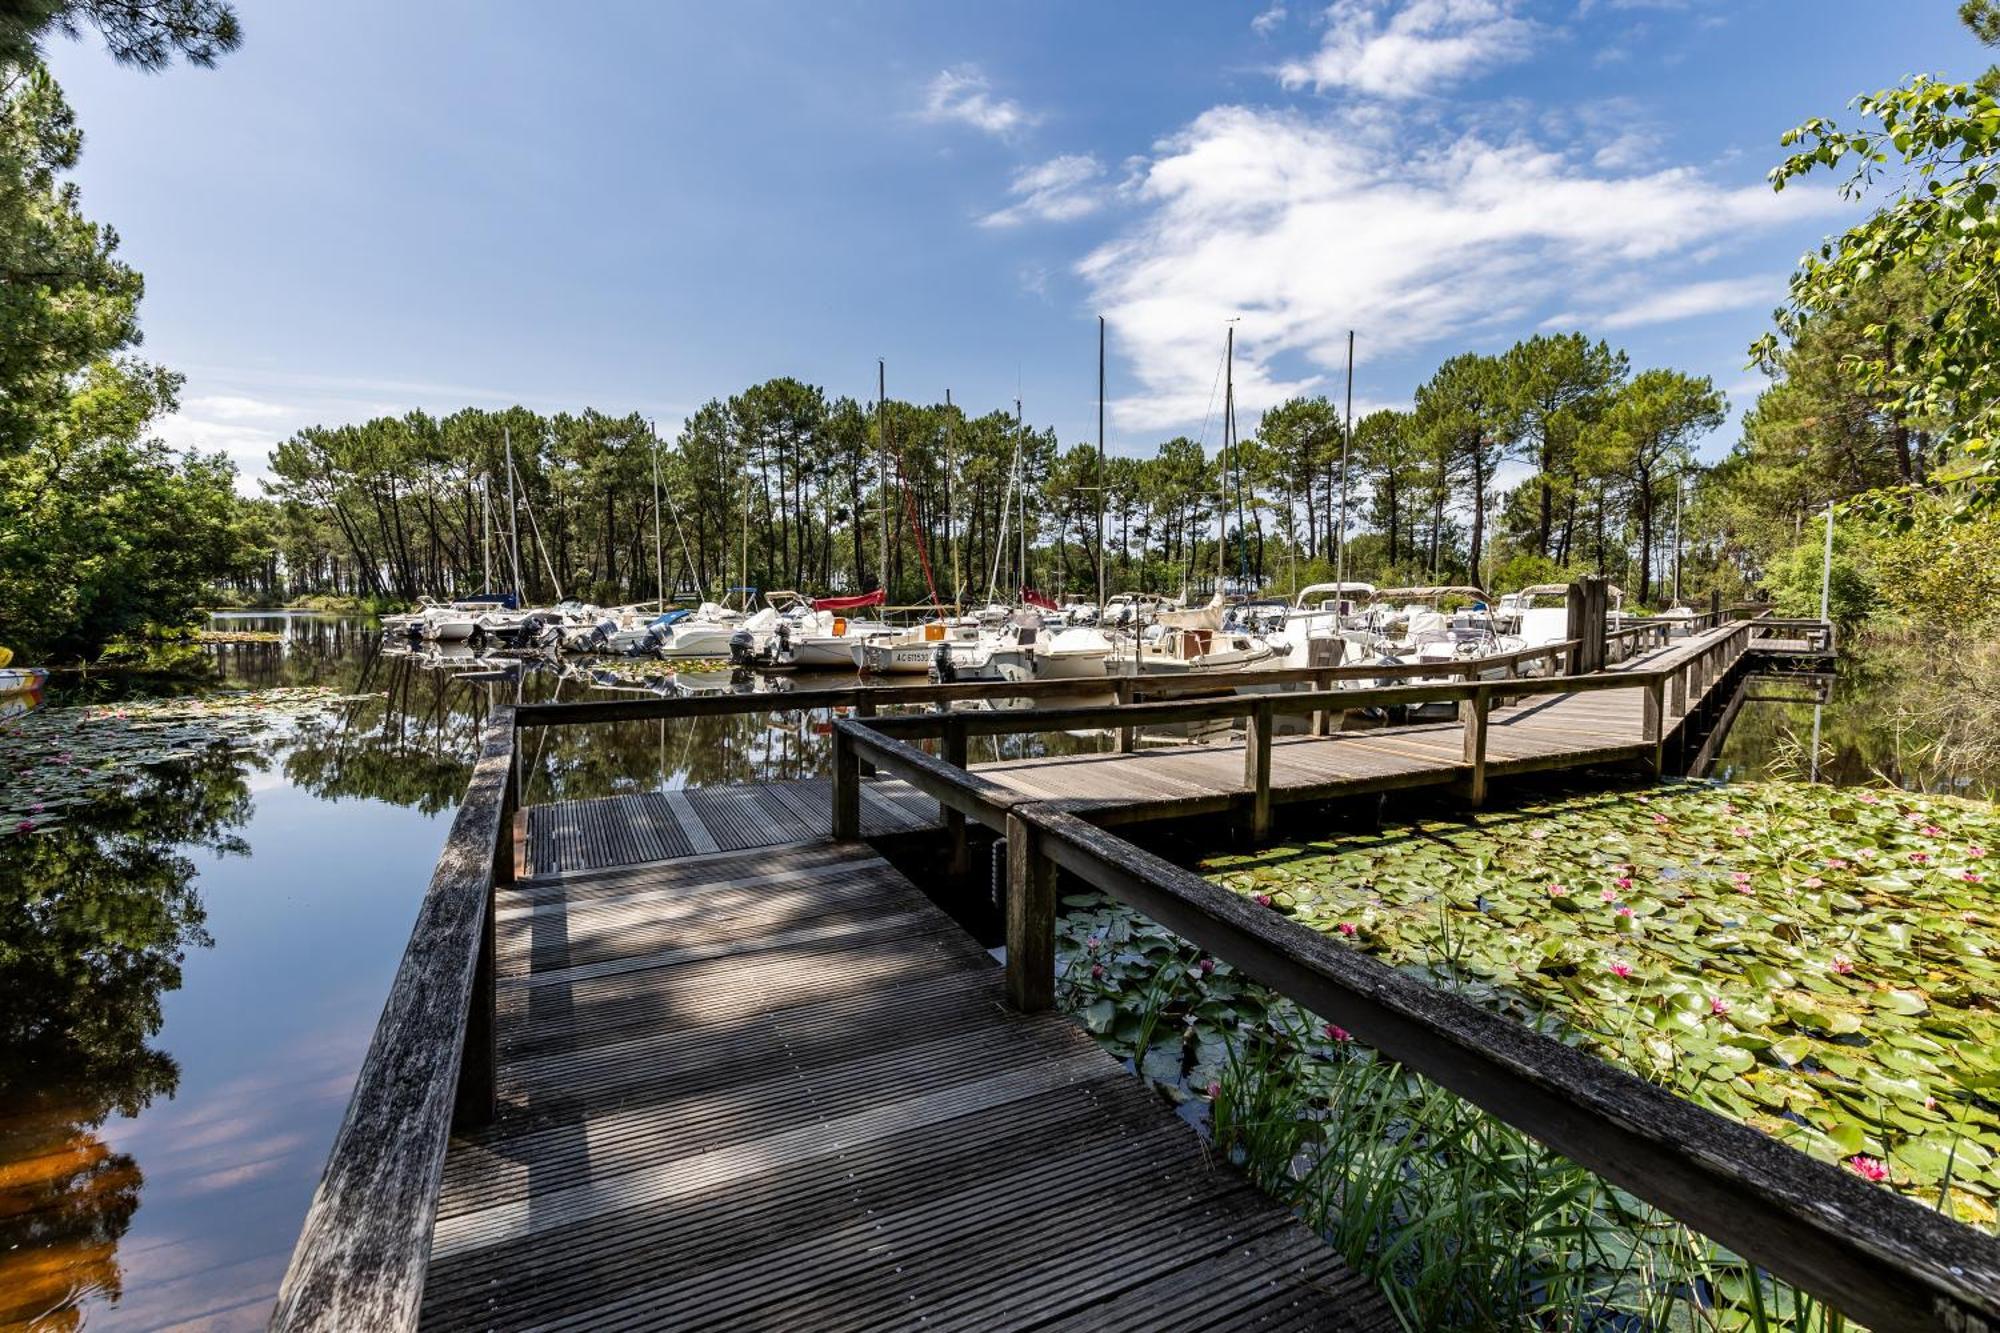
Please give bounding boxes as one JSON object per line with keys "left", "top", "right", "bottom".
{"left": 0, "top": 614, "right": 1986, "bottom": 1329}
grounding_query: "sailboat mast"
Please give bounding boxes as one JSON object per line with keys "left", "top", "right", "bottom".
{"left": 876, "top": 360, "right": 889, "bottom": 597}
{"left": 1218, "top": 325, "right": 1233, "bottom": 591}
{"left": 945, "top": 388, "right": 959, "bottom": 606}
{"left": 1337, "top": 329, "right": 1354, "bottom": 587}
{"left": 480, "top": 472, "right": 493, "bottom": 595}
{"left": 1016, "top": 397, "right": 1028, "bottom": 597}
{"left": 503, "top": 425, "right": 523, "bottom": 598}
{"left": 648, "top": 419, "right": 666, "bottom": 609}
{"left": 1097, "top": 315, "right": 1107, "bottom": 614}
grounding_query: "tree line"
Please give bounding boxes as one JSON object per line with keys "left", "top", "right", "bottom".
{"left": 252, "top": 334, "right": 1741, "bottom": 613}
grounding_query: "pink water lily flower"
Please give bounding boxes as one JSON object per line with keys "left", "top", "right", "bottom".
{"left": 1337, "top": 922, "right": 1357, "bottom": 936}
{"left": 1921, "top": 825, "right": 1944, "bottom": 837}
{"left": 1859, "top": 793, "right": 1881, "bottom": 804}
{"left": 1731, "top": 871, "right": 1752, "bottom": 884}
{"left": 1547, "top": 883, "right": 1569, "bottom": 897}
{"left": 1090, "top": 963, "right": 1105, "bottom": 980}
{"left": 1207, "top": 1080, "right": 1222, "bottom": 1098}
{"left": 1847, "top": 1156, "right": 1889, "bottom": 1183}
{"left": 1600, "top": 887, "right": 1617, "bottom": 902}
{"left": 1831, "top": 956, "right": 1855, "bottom": 975}
{"left": 1324, "top": 1023, "right": 1352, "bottom": 1043}
{"left": 1964, "top": 871, "right": 1984, "bottom": 884}
{"left": 1801, "top": 875, "right": 1823, "bottom": 888}
{"left": 1198, "top": 957, "right": 1214, "bottom": 975}
{"left": 1732, "top": 825, "right": 1751, "bottom": 837}
{"left": 1615, "top": 906, "right": 1634, "bottom": 919}
{"left": 1909, "top": 851, "right": 1930, "bottom": 864}
{"left": 1608, "top": 961, "right": 1633, "bottom": 979}
{"left": 28, "top": 802, "right": 43, "bottom": 814}
{"left": 1614, "top": 877, "right": 1633, "bottom": 890}
{"left": 1825, "top": 858, "right": 1848, "bottom": 870}
{"left": 1651, "top": 813, "right": 1671, "bottom": 826}
{"left": 1925, "top": 1096, "right": 1939, "bottom": 1112}
{"left": 1709, "top": 996, "right": 1729, "bottom": 1015}
{"left": 1253, "top": 893, "right": 1273, "bottom": 908}
{"left": 1086, "top": 936, "right": 1101, "bottom": 952}
{"left": 1968, "top": 845, "right": 1987, "bottom": 858}
{"left": 14, "top": 819, "right": 34, "bottom": 833}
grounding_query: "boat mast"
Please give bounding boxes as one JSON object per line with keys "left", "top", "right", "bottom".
{"left": 1672, "top": 474, "right": 1684, "bottom": 605}
{"left": 649, "top": 419, "right": 666, "bottom": 609}
{"left": 945, "top": 388, "right": 960, "bottom": 606}
{"left": 1229, "top": 325, "right": 1245, "bottom": 591}
{"left": 503, "top": 425, "right": 523, "bottom": 599}
{"left": 1097, "top": 315, "right": 1107, "bottom": 615}
{"left": 480, "top": 471, "right": 493, "bottom": 595}
{"left": 877, "top": 360, "right": 890, "bottom": 597}
{"left": 1336, "top": 329, "right": 1354, "bottom": 587}
{"left": 1016, "top": 396, "right": 1028, "bottom": 598}
{"left": 1218, "top": 324, "right": 1234, "bottom": 593}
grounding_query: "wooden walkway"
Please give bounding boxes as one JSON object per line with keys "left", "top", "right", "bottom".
{"left": 421, "top": 823, "right": 1394, "bottom": 1330}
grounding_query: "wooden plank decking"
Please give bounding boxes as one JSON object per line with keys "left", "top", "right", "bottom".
{"left": 421, "top": 824, "right": 1394, "bottom": 1331}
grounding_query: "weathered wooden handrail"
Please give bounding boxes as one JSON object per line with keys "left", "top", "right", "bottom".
{"left": 270, "top": 706, "right": 518, "bottom": 1332}
{"left": 998, "top": 801, "right": 2000, "bottom": 1333}
{"left": 834, "top": 710, "right": 2000, "bottom": 1330}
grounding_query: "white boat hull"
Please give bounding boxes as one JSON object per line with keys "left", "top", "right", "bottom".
{"left": 859, "top": 642, "right": 942, "bottom": 674}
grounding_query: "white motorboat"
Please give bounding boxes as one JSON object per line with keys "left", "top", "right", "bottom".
{"left": 858, "top": 620, "right": 982, "bottom": 674}
{"left": 1108, "top": 625, "right": 1276, "bottom": 675}
{"left": 657, "top": 604, "right": 756, "bottom": 658}
{"left": 1032, "top": 625, "right": 1113, "bottom": 679}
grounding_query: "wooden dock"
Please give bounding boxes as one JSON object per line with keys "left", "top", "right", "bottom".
{"left": 272, "top": 601, "right": 2000, "bottom": 1333}
{"left": 419, "top": 825, "right": 1393, "bottom": 1330}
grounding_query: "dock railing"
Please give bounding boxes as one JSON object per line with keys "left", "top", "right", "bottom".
{"left": 835, "top": 699, "right": 2000, "bottom": 1332}
{"left": 267, "top": 604, "right": 1826, "bottom": 1331}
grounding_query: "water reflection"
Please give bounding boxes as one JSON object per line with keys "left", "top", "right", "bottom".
{"left": 0, "top": 745, "right": 249, "bottom": 1327}
{"left": 1712, "top": 639, "right": 2000, "bottom": 799}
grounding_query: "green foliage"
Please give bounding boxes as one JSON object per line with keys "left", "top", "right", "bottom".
{"left": 0, "top": 359, "right": 262, "bottom": 661}
{"left": 1761, "top": 72, "right": 2000, "bottom": 514}
{"left": 1, "top": 0, "right": 240, "bottom": 71}
{"left": 1201, "top": 782, "right": 2000, "bottom": 1225}
{"left": 1766, "top": 530, "right": 1872, "bottom": 626}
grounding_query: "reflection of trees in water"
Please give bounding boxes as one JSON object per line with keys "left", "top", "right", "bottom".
{"left": 0, "top": 745, "right": 252, "bottom": 1326}
{"left": 1716, "top": 641, "right": 2000, "bottom": 797}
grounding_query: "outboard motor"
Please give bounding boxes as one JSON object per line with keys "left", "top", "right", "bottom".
{"left": 728, "top": 627, "right": 757, "bottom": 666}
{"left": 930, "top": 641, "right": 958, "bottom": 683}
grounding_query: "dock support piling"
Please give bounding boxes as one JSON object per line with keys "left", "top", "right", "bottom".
{"left": 854, "top": 696, "right": 877, "bottom": 776}
{"left": 832, "top": 727, "right": 860, "bottom": 841}
{"left": 1243, "top": 698, "right": 1274, "bottom": 839}
{"left": 1459, "top": 686, "right": 1489, "bottom": 808}
{"left": 1003, "top": 811, "right": 1056, "bottom": 1011}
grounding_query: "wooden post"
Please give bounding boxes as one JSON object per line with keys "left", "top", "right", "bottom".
{"left": 1670, "top": 664, "right": 1688, "bottom": 719}
{"left": 832, "top": 726, "right": 860, "bottom": 840}
{"left": 1242, "top": 699, "right": 1275, "bottom": 839}
{"left": 1459, "top": 685, "right": 1489, "bottom": 808}
{"left": 943, "top": 717, "right": 969, "bottom": 878}
{"left": 1566, "top": 577, "right": 1608, "bottom": 675}
{"left": 1003, "top": 811, "right": 1056, "bottom": 1011}
{"left": 1114, "top": 676, "right": 1136, "bottom": 754}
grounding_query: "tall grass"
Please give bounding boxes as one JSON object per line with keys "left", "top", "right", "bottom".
{"left": 1057, "top": 918, "right": 1864, "bottom": 1331}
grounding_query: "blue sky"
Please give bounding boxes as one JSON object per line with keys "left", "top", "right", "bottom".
{"left": 44, "top": 0, "right": 1990, "bottom": 493}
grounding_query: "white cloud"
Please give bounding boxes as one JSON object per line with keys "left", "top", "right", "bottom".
{"left": 1075, "top": 104, "right": 1841, "bottom": 430}
{"left": 1279, "top": 0, "right": 1538, "bottom": 99}
{"left": 919, "top": 65, "right": 1039, "bottom": 139}
{"left": 1597, "top": 275, "right": 1776, "bottom": 329}
{"left": 1252, "top": 3, "right": 1289, "bottom": 37}
{"left": 980, "top": 154, "right": 1107, "bottom": 227}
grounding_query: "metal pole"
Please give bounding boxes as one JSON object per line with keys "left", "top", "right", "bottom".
{"left": 1337, "top": 329, "right": 1354, "bottom": 587}
{"left": 503, "top": 426, "right": 523, "bottom": 598}
{"left": 649, "top": 420, "right": 665, "bottom": 609}
{"left": 1818, "top": 500, "right": 1834, "bottom": 623}
{"left": 1097, "top": 315, "right": 1107, "bottom": 615}
{"left": 945, "top": 388, "right": 959, "bottom": 605}
{"left": 877, "top": 360, "right": 890, "bottom": 596}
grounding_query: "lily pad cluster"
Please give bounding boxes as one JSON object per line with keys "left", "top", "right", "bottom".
{"left": 0, "top": 689, "right": 372, "bottom": 835}
{"left": 1176, "top": 780, "right": 2000, "bottom": 1223}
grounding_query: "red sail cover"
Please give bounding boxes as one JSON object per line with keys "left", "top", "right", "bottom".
{"left": 1019, "top": 588, "right": 1059, "bottom": 612}
{"left": 813, "top": 589, "right": 887, "bottom": 612}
